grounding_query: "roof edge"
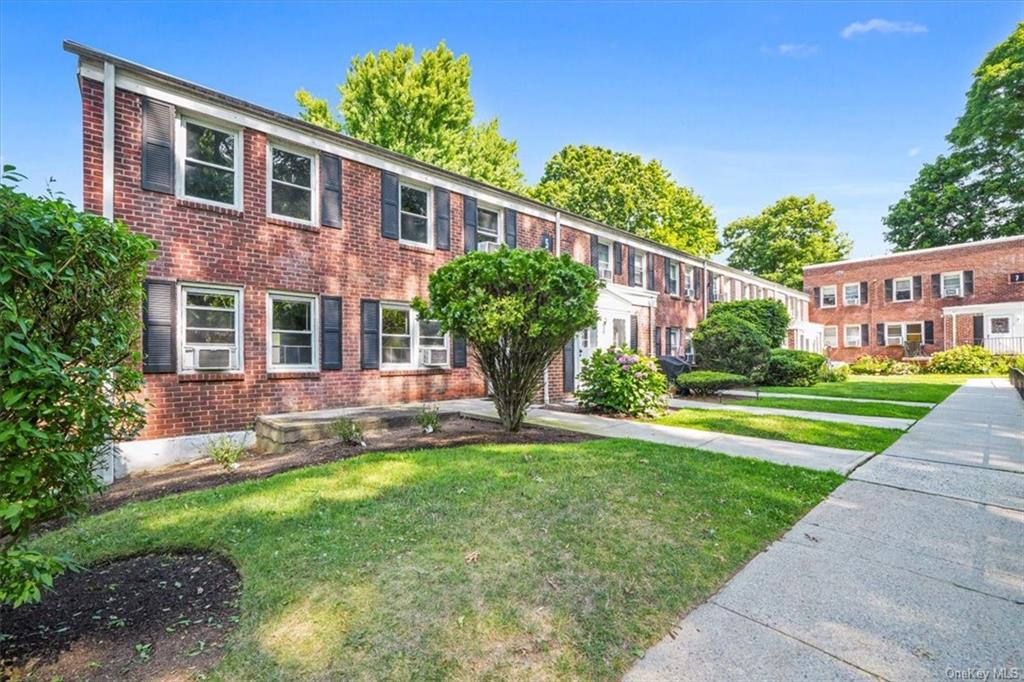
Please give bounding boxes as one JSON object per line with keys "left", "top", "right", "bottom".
{"left": 803, "top": 234, "right": 1024, "bottom": 271}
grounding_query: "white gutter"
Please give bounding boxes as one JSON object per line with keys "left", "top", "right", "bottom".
{"left": 102, "top": 61, "right": 115, "bottom": 219}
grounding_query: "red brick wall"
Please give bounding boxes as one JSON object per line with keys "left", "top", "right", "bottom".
{"left": 804, "top": 239, "right": 1024, "bottom": 362}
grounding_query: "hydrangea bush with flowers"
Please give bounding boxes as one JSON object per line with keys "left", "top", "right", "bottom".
{"left": 575, "top": 347, "right": 669, "bottom": 417}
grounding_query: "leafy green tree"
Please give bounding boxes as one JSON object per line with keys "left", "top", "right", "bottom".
{"left": 531, "top": 145, "right": 719, "bottom": 256}
{"left": 706, "top": 299, "right": 789, "bottom": 348}
{"left": 297, "top": 42, "right": 525, "bottom": 191}
{"left": 0, "top": 168, "right": 154, "bottom": 606}
{"left": 691, "top": 314, "right": 772, "bottom": 377}
{"left": 723, "top": 195, "right": 852, "bottom": 290}
{"left": 413, "top": 248, "right": 599, "bottom": 431}
{"left": 884, "top": 23, "right": 1023, "bottom": 250}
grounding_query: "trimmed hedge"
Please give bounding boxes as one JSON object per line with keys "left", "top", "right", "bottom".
{"left": 758, "top": 349, "right": 828, "bottom": 387}
{"left": 850, "top": 355, "right": 920, "bottom": 376}
{"left": 706, "top": 299, "right": 789, "bottom": 348}
{"left": 677, "top": 371, "right": 750, "bottom": 396}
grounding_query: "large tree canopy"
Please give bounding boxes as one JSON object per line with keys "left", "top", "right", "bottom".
{"left": 884, "top": 23, "right": 1023, "bottom": 250}
{"left": 530, "top": 145, "right": 719, "bottom": 257}
{"left": 296, "top": 42, "right": 525, "bottom": 191}
{"left": 723, "top": 195, "right": 852, "bottom": 290}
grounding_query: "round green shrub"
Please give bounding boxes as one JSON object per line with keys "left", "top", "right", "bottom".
{"left": 576, "top": 347, "right": 669, "bottom": 417}
{"left": 676, "top": 371, "right": 750, "bottom": 396}
{"left": 820, "top": 364, "right": 850, "bottom": 383}
{"left": 705, "top": 299, "right": 789, "bottom": 347}
{"left": 926, "top": 345, "right": 995, "bottom": 374}
{"left": 691, "top": 313, "right": 772, "bottom": 376}
{"left": 758, "top": 349, "right": 828, "bottom": 387}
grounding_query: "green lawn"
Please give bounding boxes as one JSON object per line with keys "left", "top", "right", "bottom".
{"left": 733, "top": 396, "right": 931, "bottom": 420}
{"left": 757, "top": 374, "right": 978, "bottom": 403}
{"left": 30, "top": 439, "right": 840, "bottom": 681}
{"left": 653, "top": 408, "right": 904, "bottom": 452}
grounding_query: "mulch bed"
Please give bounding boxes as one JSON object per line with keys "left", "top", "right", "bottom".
{"left": 0, "top": 553, "right": 241, "bottom": 681}
{"left": 84, "top": 416, "right": 594, "bottom": 517}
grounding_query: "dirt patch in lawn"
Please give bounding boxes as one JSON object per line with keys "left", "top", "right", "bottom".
{"left": 0, "top": 553, "right": 241, "bottom": 682}
{"left": 83, "top": 417, "right": 594, "bottom": 517}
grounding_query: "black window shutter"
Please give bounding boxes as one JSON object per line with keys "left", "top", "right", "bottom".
{"left": 435, "top": 188, "right": 450, "bottom": 251}
{"left": 321, "top": 296, "right": 342, "bottom": 369}
{"left": 973, "top": 315, "right": 984, "bottom": 344}
{"left": 563, "top": 338, "right": 574, "bottom": 393}
{"left": 694, "top": 268, "right": 703, "bottom": 299}
{"left": 861, "top": 323, "right": 869, "bottom": 347}
{"left": 860, "top": 281, "right": 868, "bottom": 304}
{"left": 913, "top": 275, "right": 923, "bottom": 300}
{"left": 813, "top": 286, "right": 821, "bottom": 306}
{"left": 380, "top": 172, "right": 399, "bottom": 239}
{"left": 504, "top": 208, "right": 517, "bottom": 248}
{"left": 141, "top": 98, "right": 175, "bottom": 194}
{"left": 665, "top": 327, "right": 672, "bottom": 355}
{"left": 614, "top": 242, "right": 623, "bottom": 275}
{"left": 360, "top": 299, "right": 380, "bottom": 369}
{"left": 590, "top": 234, "right": 599, "bottom": 271}
{"left": 963, "top": 270, "right": 974, "bottom": 295}
{"left": 142, "top": 279, "right": 176, "bottom": 373}
{"left": 654, "top": 327, "right": 662, "bottom": 356}
{"left": 452, "top": 335, "right": 467, "bottom": 367}
{"left": 931, "top": 273, "right": 941, "bottom": 298}
{"left": 629, "top": 314, "right": 638, "bottom": 350}
{"left": 319, "top": 153, "right": 342, "bottom": 229}
{"left": 924, "top": 320, "right": 935, "bottom": 345}
{"left": 646, "top": 253, "right": 656, "bottom": 291}
{"left": 628, "top": 246, "right": 636, "bottom": 285}
{"left": 664, "top": 256, "right": 672, "bottom": 293}
{"left": 884, "top": 279, "right": 893, "bottom": 302}
{"left": 876, "top": 322, "right": 886, "bottom": 346}
{"left": 463, "top": 195, "right": 477, "bottom": 253}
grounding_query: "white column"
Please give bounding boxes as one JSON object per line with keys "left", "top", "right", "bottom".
{"left": 102, "top": 61, "right": 115, "bottom": 220}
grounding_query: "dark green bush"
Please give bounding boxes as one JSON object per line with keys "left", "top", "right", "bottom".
{"left": 677, "top": 371, "right": 750, "bottom": 396}
{"left": 692, "top": 313, "right": 772, "bottom": 376}
{"left": 758, "top": 349, "right": 828, "bottom": 387}
{"left": 576, "top": 347, "right": 668, "bottom": 417}
{"left": 706, "top": 299, "right": 789, "bottom": 348}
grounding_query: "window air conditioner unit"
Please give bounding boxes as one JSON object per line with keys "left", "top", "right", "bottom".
{"left": 944, "top": 287, "right": 961, "bottom": 297}
{"left": 599, "top": 267, "right": 613, "bottom": 281}
{"left": 478, "top": 241, "right": 501, "bottom": 254}
{"left": 183, "top": 347, "right": 233, "bottom": 371}
{"left": 888, "top": 337, "right": 903, "bottom": 347}
{"left": 684, "top": 287, "right": 695, "bottom": 300}
{"left": 419, "top": 347, "right": 448, "bottom": 367}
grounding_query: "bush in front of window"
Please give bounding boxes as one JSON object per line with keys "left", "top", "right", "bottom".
{"left": 0, "top": 168, "right": 155, "bottom": 607}
{"left": 575, "top": 348, "right": 669, "bottom": 418}
{"left": 413, "top": 247, "right": 600, "bottom": 432}
{"left": 705, "top": 299, "right": 790, "bottom": 348}
{"left": 691, "top": 313, "right": 772, "bottom": 377}
{"left": 849, "top": 355, "right": 919, "bottom": 375}
{"left": 676, "top": 371, "right": 750, "bottom": 397}
{"left": 924, "top": 345, "right": 996, "bottom": 374}
{"left": 756, "top": 349, "right": 829, "bottom": 387}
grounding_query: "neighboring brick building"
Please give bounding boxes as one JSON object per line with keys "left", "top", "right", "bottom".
{"left": 66, "top": 42, "right": 814, "bottom": 473}
{"left": 803, "top": 236, "right": 1024, "bottom": 363}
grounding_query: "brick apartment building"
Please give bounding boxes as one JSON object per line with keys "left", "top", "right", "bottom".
{"left": 65, "top": 42, "right": 818, "bottom": 473}
{"left": 803, "top": 236, "right": 1024, "bottom": 363}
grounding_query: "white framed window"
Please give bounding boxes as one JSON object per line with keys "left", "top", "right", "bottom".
{"left": 177, "top": 117, "right": 242, "bottom": 209}
{"left": 268, "top": 143, "right": 316, "bottom": 224}
{"left": 400, "top": 182, "right": 432, "bottom": 246}
{"left": 684, "top": 267, "right": 694, "bottom": 295}
{"left": 476, "top": 204, "right": 502, "bottom": 249}
{"left": 267, "top": 292, "right": 317, "bottom": 371}
{"left": 380, "top": 303, "right": 449, "bottom": 368}
{"left": 667, "top": 327, "right": 681, "bottom": 355}
{"left": 179, "top": 284, "right": 243, "bottom": 372}
{"left": 612, "top": 318, "right": 628, "bottom": 347}
{"left": 941, "top": 271, "right": 963, "bottom": 298}
{"left": 666, "top": 261, "right": 680, "bottom": 296}
{"left": 843, "top": 283, "right": 861, "bottom": 306}
{"left": 893, "top": 277, "right": 913, "bottom": 302}
{"left": 990, "top": 317, "right": 1010, "bottom": 335}
{"left": 823, "top": 326, "right": 838, "bottom": 348}
{"left": 597, "top": 241, "right": 612, "bottom": 279}
{"left": 683, "top": 333, "right": 695, "bottom": 362}
{"left": 631, "top": 250, "right": 645, "bottom": 287}
{"left": 844, "top": 324, "right": 862, "bottom": 348}
{"left": 820, "top": 285, "right": 837, "bottom": 308}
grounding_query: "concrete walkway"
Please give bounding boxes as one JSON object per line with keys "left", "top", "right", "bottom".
{"left": 724, "top": 388, "right": 936, "bottom": 408}
{"left": 668, "top": 397, "right": 917, "bottom": 430}
{"left": 454, "top": 399, "right": 873, "bottom": 475}
{"left": 627, "top": 378, "right": 1024, "bottom": 680}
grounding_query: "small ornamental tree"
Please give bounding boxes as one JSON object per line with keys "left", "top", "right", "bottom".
{"left": 1, "top": 168, "right": 154, "bottom": 606}
{"left": 706, "top": 299, "right": 789, "bottom": 348}
{"left": 691, "top": 313, "right": 772, "bottom": 377}
{"left": 414, "top": 247, "right": 599, "bottom": 431}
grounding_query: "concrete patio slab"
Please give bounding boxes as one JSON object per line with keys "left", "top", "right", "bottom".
{"left": 668, "top": 398, "right": 916, "bottom": 430}
{"left": 851, "top": 455, "right": 1024, "bottom": 510}
{"left": 723, "top": 389, "right": 936, "bottom": 407}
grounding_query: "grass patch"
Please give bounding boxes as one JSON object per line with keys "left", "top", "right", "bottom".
{"left": 653, "top": 408, "right": 904, "bottom": 452}
{"left": 28, "top": 439, "right": 841, "bottom": 681}
{"left": 757, "top": 374, "right": 979, "bottom": 403}
{"left": 734, "top": 396, "right": 930, "bottom": 420}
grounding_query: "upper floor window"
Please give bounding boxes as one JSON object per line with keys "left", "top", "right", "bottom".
{"left": 843, "top": 283, "right": 861, "bottom": 306}
{"left": 180, "top": 284, "right": 242, "bottom": 372}
{"left": 631, "top": 251, "right": 645, "bottom": 287}
{"left": 820, "top": 285, "right": 837, "bottom": 308}
{"left": 268, "top": 292, "right": 317, "bottom": 371}
{"left": 684, "top": 267, "right": 694, "bottom": 294}
{"left": 941, "top": 272, "right": 963, "bottom": 297}
{"left": 667, "top": 261, "right": 680, "bottom": 295}
{"left": 893, "top": 277, "right": 913, "bottom": 302}
{"left": 476, "top": 205, "right": 501, "bottom": 249}
{"left": 269, "top": 145, "right": 314, "bottom": 223}
{"left": 179, "top": 118, "right": 240, "bottom": 208}
{"left": 597, "top": 241, "right": 612, "bottom": 276}
{"left": 400, "top": 182, "right": 431, "bottom": 246}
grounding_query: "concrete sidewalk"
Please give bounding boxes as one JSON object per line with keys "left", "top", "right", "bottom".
{"left": 723, "top": 388, "right": 936, "bottom": 408}
{"left": 627, "top": 378, "right": 1024, "bottom": 681}
{"left": 455, "top": 399, "right": 872, "bottom": 475}
{"left": 668, "top": 397, "right": 917, "bottom": 430}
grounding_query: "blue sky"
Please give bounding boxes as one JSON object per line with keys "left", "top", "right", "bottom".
{"left": 1, "top": 1, "right": 1020, "bottom": 257}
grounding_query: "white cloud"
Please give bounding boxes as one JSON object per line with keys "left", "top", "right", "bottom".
{"left": 908, "top": 147, "right": 921, "bottom": 157}
{"left": 773, "top": 43, "right": 819, "bottom": 57}
{"left": 841, "top": 19, "right": 928, "bottom": 39}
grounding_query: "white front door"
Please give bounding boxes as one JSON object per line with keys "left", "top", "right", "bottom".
{"left": 575, "top": 325, "right": 598, "bottom": 384}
